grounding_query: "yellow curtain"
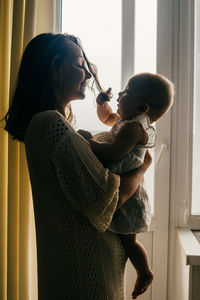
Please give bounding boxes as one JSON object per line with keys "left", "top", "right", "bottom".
{"left": 0, "top": 1, "right": 58, "bottom": 299}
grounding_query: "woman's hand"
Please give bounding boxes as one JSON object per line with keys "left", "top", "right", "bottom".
{"left": 117, "top": 150, "right": 152, "bottom": 209}
{"left": 96, "top": 87, "right": 113, "bottom": 105}
{"left": 77, "top": 129, "right": 93, "bottom": 140}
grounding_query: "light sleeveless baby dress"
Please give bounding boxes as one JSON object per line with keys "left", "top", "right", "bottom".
{"left": 94, "top": 114, "right": 156, "bottom": 234}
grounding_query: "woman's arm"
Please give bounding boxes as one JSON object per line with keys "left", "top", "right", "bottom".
{"left": 77, "top": 126, "right": 151, "bottom": 210}
{"left": 48, "top": 112, "right": 151, "bottom": 232}
{"left": 88, "top": 122, "right": 145, "bottom": 162}
{"left": 117, "top": 150, "right": 152, "bottom": 209}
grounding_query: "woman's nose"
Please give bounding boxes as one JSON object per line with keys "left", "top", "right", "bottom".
{"left": 85, "top": 69, "right": 92, "bottom": 79}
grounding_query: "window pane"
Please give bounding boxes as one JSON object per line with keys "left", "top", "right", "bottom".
{"left": 135, "top": 0, "right": 157, "bottom": 212}
{"left": 62, "top": 0, "right": 121, "bottom": 133}
{"left": 134, "top": 0, "right": 157, "bottom": 74}
{"left": 192, "top": 0, "right": 200, "bottom": 215}
{"left": 62, "top": 0, "right": 157, "bottom": 213}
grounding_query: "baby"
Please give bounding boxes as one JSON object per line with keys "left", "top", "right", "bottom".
{"left": 78, "top": 72, "right": 174, "bottom": 299}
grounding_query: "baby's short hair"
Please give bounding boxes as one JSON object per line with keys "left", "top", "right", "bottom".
{"left": 128, "top": 73, "right": 174, "bottom": 115}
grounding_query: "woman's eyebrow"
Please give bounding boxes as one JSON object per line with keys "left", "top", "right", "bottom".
{"left": 74, "top": 56, "right": 86, "bottom": 64}
{"left": 71, "top": 55, "right": 84, "bottom": 61}
{"left": 76, "top": 56, "right": 85, "bottom": 60}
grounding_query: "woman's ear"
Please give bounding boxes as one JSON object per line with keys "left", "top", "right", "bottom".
{"left": 50, "top": 55, "right": 62, "bottom": 82}
{"left": 137, "top": 103, "right": 149, "bottom": 114}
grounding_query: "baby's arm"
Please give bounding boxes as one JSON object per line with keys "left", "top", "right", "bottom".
{"left": 88, "top": 122, "right": 146, "bottom": 162}
{"left": 117, "top": 150, "right": 151, "bottom": 209}
{"left": 96, "top": 88, "right": 121, "bottom": 126}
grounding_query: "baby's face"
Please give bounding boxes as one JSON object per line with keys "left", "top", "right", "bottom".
{"left": 117, "top": 86, "right": 141, "bottom": 120}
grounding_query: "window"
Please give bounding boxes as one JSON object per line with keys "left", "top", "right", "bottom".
{"left": 61, "top": 1, "right": 173, "bottom": 298}
{"left": 134, "top": 0, "right": 157, "bottom": 74}
{"left": 172, "top": 0, "right": 200, "bottom": 229}
{"left": 62, "top": 0, "right": 121, "bottom": 133}
{"left": 134, "top": 0, "right": 157, "bottom": 210}
{"left": 62, "top": 0, "right": 157, "bottom": 212}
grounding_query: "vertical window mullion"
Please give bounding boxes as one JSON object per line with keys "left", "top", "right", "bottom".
{"left": 191, "top": 0, "right": 200, "bottom": 225}
{"left": 121, "top": 0, "right": 135, "bottom": 90}
{"left": 175, "top": 0, "right": 195, "bottom": 228}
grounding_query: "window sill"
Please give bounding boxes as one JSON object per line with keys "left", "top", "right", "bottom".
{"left": 177, "top": 229, "right": 200, "bottom": 265}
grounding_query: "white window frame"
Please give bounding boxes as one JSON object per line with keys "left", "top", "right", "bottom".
{"left": 170, "top": 0, "right": 200, "bottom": 230}
{"left": 58, "top": 0, "right": 200, "bottom": 232}
{"left": 59, "top": 2, "right": 200, "bottom": 299}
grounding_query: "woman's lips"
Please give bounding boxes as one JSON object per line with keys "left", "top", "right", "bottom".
{"left": 81, "top": 81, "right": 88, "bottom": 88}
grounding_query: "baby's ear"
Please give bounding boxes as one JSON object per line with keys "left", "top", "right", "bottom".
{"left": 138, "top": 103, "right": 149, "bottom": 114}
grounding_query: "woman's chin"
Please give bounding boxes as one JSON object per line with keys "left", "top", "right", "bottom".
{"left": 69, "top": 89, "right": 86, "bottom": 101}
{"left": 78, "top": 88, "right": 86, "bottom": 99}
{"left": 78, "top": 92, "right": 86, "bottom": 99}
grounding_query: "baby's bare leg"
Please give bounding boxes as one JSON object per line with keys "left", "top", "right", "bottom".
{"left": 119, "top": 233, "right": 153, "bottom": 299}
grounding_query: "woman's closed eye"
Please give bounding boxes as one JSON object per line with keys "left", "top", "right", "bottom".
{"left": 76, "top": 64, "right": 89, "bottom": 72}
{"left": 76, "top": 64, "right": 84, "bottom": 68}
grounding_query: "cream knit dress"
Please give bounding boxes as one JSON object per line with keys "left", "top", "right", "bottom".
{"left": 25, "top": 110, "right": 127, "bottom": 300}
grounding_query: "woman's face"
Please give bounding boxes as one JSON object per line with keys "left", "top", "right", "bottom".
{"left": 55, "top": 40, "right": 91, "bottom": 105}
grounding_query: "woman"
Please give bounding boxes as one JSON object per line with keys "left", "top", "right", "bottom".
{"left": 4, "top": 33, "right": 151, "bottom": 300}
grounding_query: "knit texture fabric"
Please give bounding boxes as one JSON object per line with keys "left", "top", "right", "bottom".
{"left": 25, "top": 110, "right": 127, "bottom": 300}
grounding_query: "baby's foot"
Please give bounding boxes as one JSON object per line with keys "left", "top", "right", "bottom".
{"left": 132, "top": 270, "right": 154, "bottom": 299}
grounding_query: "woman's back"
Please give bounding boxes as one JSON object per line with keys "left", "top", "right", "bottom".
{"left": 25, "top": 110, "right": 127, "bottom": 300}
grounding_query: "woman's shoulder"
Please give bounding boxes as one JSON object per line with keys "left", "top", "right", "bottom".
{"left": 30, "top": 110, "right": 68, "bottom": 126}
{"left": 25, "top": 110, "right": 72, "bottom": 148}
{"left": 27, "top": 110, "right": 72, "bottom": 132}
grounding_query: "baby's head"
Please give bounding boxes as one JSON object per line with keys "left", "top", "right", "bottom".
{"left": 117, "top": 72, "right": 174, "bottom": 122}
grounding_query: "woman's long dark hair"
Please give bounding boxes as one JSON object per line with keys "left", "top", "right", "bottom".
{"left": 3, "top": 33, "right": 102, "bottom": 141}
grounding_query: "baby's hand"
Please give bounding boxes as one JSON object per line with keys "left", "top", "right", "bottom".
{"left": 77, "top": 129, "right": 93, "bottom": 140}
{"left": 96, "top": 88, "right": 113, "bottom": 105}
